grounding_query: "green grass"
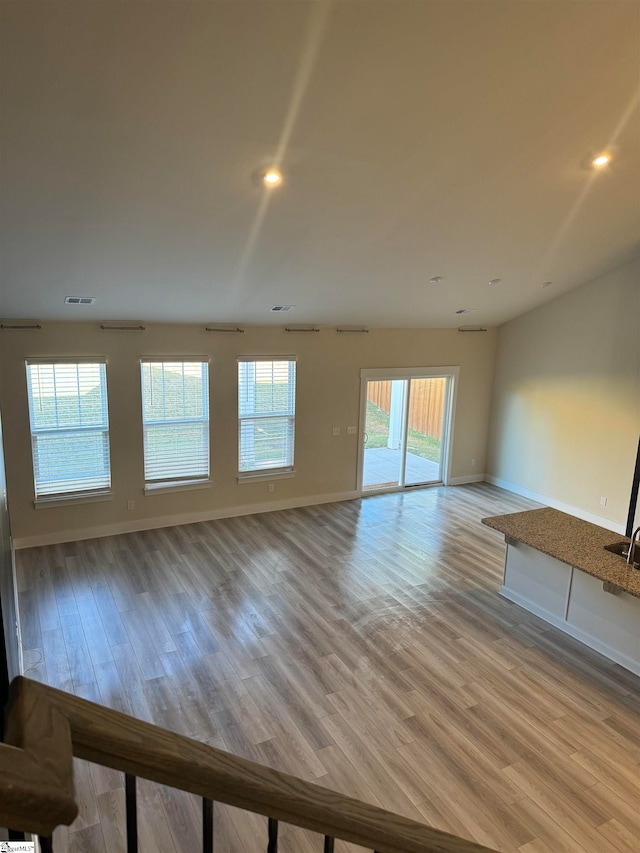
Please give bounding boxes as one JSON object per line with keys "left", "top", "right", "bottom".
{"left": 239, "top": 380, "right": 294, "bottom": 468}
{"left": 364, "top": 401, "right": 394, "bottom": 448}
{"left": 30, "top": 385, "right": 107, "bottom": 429}
{"left": 365, "top": 401, "right": 441, "bottom": 463}
{"left": 142, "top": 364, "right": 206, "bottom": 420}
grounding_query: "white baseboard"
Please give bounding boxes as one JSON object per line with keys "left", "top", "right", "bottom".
{"left": 499, "top": 586, "right": 562, "bottom": 627}
{"left": 448, "top": 473, "right": 485, "bottom": 486}
{"left": 13, "top": 490, "right": 361, "bottom": 549}
{"left": 485, "top": 475, "right": 625, "bottom": 535}
{"left": 500, "top": 586, "right": 640, "bottom": 676}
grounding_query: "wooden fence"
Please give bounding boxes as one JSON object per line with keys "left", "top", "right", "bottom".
{"left": 367, "top": 379, "right": 445, "bottom": 440}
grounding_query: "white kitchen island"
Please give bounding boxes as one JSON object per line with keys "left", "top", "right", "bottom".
{"left": 482, "top": 508, "right": 640, "bottom": 676}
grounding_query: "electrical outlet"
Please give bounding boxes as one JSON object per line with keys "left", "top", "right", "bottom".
{"left": 127, "top": 500, "right": 135, "bottom": 510}
{"left": 471, "top": 458, "right": 476, "bottom": 466}
{"left": 332, "top": 426, "right": 340, "bottom": 436}
{"left": 600, "top": 496, "right": 608, "bottom": 507}
{"left": 347, "top": 425, "right": 357, "bottom": 435}
{"left": 268, "top": 483, "right": 274, "bottom": 493}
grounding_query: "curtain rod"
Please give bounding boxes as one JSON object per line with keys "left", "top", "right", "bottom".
{"left": 100, "top": 324, "right": 146, "bottom": 331}
{"left": 0, "top": 323, "right": 42, "bottom": 330}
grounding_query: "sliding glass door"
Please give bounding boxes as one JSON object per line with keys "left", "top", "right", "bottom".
{"left": 404, "top": 377, "right": 445, "bottom": 486}
{"left": 360, "top": 369, "right": 455, "bottom": 493}
{"left": 363, "top": 379, "right": 406, "bottom": 489}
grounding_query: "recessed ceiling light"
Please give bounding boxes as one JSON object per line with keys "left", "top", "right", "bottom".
{"left": 592, "top": 153, "right": 611, "bottom": 168}
{"left": 429, "top": 276, "right": 444, "bottom": 284}
{"left": 540, "top": 281, "right": 552, "bottom": 288}
{"left": 263, "top": 169, "right": 283, "bottom": 187}
{"left": 488, "top": 278, "right": 501, "bottom": 286}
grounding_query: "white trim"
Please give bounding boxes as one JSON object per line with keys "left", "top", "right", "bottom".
{"left": 144, "top": 479, "right": 211, "bottom": 496}
{"left": 499, "top": 585, "right": 561, "bottom": 626}
{"left": 362, "top": 481, "right": 443, "bottom": 497}
{"left": 484, "top": 475, "right": 626, "bottom": 534}
{"left": 13, "top": 490, "right": 361, "bottom": 549}
{"left": 237, "top": 354, "right": 297, "bottom": 362}
{"left": 34, "top": 490, "right": 113, "bottom": 509}
{"left": 448, "top": 473, "right": 485, "bottom": 486}
{"left": 26, "top": 355, "right": 107, "bottom": 364}
{"left": 237, "top": 470, "right": 295, "bottom": 484}
{"left": 359, "top": 365, "right": 459, "bottom": 380}
{"left": 357, "top": 365, "right": 459, "bottom": 492}
{"left": 499, "top": 586, "right": 640, "bottom": 677}
{"left": 140, "top": 356, "right": 210, "bottom": 363}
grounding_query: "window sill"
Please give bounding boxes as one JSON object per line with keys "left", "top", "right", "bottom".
{"left": 34, "top": 491, "right": 113, "bottom": 509}
{"left": 237, "top": 470, "right": 295, "bottom": 484}
{"left": 144, "top": 479, "right": 211, "bottom": 496}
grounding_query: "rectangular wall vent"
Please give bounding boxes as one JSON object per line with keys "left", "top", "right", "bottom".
{"left": 65, "top": 296, "right": 96, "bottom": 305}
{"left": 270, "top": 305, "right": 294, "bottom": 312}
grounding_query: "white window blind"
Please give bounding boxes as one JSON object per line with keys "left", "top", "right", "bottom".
{"left": 26, "top": 360, "right": 111, "bottom": 498}
{"left": 140, "top": 359, "right": 209, "bottom": 484}
{"left": 238, "top": 358, "right": 296, "bottom": 473}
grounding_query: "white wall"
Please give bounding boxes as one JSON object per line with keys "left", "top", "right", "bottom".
{"left": 0, "top": 324, "right": 496, "bottom": 546}
{"left": 487, "top": 259, "right": 640, "bottom": 532}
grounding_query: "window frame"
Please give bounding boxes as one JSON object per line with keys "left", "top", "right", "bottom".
{"left": 25, "top": 357, "right": 112, "bottom": 504}
{"left": 140, "top": 357, "right": 211, "bottom": 492}
{"left": 237, "top": 356, "right": 297, "bottom": 479}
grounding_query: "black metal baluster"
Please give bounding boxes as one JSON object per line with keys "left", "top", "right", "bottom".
{"left": 267, "top": 817, "right": 278, "bottom": 853}
{"left": 125, "top": 773, "right": 138, "bottom": 852}
{"left": 40, "top": 837, "right": 54, "bottom": 853}
{"left": 323, "top": 836, "right": 334, "bottom": 853}
{"left": 202, "top": 797, "right": 214, "bottom": 852}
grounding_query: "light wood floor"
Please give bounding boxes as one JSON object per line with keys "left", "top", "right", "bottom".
{"left": 16, "top": 484, "right": 640, "bottom": 853}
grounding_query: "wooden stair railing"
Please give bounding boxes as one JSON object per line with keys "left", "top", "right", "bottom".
{"left": 0, "top": 677, "right": 497, "bottom": 853}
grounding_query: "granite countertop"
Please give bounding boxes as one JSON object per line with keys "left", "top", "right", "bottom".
{"left": 482, "top": 507, "right": 640, "bottom": 598}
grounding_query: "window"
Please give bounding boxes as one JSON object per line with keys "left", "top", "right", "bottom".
{"left": 26, "top": 359, "right": 111, "bottom": 499}
{"left": 140, "top": 359, "right": 209, "bottom": 486}
{"left": 238, "top": 357, "right": 296, "bottom": 474}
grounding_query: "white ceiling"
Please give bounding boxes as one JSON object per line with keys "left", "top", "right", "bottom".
{"left": 1, "top": 1, "right": 638, "bottom": 328}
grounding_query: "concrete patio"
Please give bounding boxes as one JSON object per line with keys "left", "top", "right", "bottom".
{"left": 363, "top": 446, "right": 441, "bottom": 489}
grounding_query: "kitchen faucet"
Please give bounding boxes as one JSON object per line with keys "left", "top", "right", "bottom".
{"left": 627, "top": 526, "right": 640, "bottom": 566}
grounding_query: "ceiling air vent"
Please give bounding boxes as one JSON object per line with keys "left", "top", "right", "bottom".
{"left": 65, "top": 296, "right": 96, "bottom": 305}
{"left": 270, "top": 305, "right": 294, "bottom": 312}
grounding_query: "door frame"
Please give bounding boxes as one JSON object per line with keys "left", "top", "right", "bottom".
{"left": 357, "top": 366, "right": 459, "bottom": 495}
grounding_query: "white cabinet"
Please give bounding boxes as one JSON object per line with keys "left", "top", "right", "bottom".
{"left": 567, "top": 570, "right": 640, "bottom": 669}
{"left": 503, "top": 543, "right": 571, "bottom": 619}
{"left": 500, "top": 541, "right": 640, "bottom": 676}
